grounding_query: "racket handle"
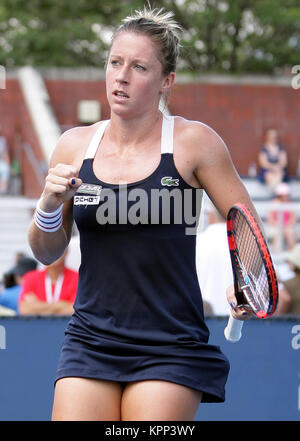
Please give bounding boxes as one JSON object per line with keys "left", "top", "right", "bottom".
{"left": 224, "top": 314, "right": 244, "bottom": 342}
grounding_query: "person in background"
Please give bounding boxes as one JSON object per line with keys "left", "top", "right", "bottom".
{"left": 0, "top": 256, "right": 37, "bottom": 314}
{"left": 18, "top": 248, "right": 78, "bottom": 316}
{"left": 278, "top": 243, "right": 300, "bottom": 315}
{"left": 258, "top": 128, "right": 288, "bottom": 190}
{"left": 266, "top": 182, "right": 297, "bottom": 253}
{"left": 0, "top": 136, "right": 10, "bottom": 194}
{"left": 196, "top": 204, "right": 233, "bottom": 316}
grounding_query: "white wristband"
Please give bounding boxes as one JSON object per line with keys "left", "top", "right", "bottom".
{"left": 34, "top": 200, "right": 63, "bottom": 233}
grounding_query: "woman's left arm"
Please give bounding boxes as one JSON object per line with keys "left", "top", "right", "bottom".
{"left": 189, "top": 122, "right": 263, "bottom": 318}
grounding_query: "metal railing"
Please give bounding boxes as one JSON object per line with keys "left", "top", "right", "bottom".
{"left": 22, "top": 142, "right": 47, "bottom": 188}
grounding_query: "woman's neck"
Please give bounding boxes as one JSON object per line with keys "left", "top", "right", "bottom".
{"left": 108, "top": 110, "right": 162, "bottom": 156}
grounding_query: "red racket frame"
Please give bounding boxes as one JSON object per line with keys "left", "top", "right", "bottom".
{"left": 227, "top": 202, "right": 278, "bottom": 318}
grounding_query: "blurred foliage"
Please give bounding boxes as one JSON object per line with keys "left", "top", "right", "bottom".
{"left": 0, "top": 0, "right": 299, "bottom": 74}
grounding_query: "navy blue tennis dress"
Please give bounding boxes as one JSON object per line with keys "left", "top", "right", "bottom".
{"left": 55, "top": 114, "right": 230, "bottom": 402}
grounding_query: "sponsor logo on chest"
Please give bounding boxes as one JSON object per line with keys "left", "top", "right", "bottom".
{"left": 77, "top": 184, "right": 102, "bottom": 195}
{"left": 74, "top": 195, "right": 100, "bottom": 205}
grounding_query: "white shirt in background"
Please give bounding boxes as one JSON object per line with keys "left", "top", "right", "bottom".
{"left": 196, "top": 222, "right": 233, "bottom": 316}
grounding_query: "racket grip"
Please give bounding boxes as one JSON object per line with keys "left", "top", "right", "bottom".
{"left": 224, "top": 314, "right": 244, "bottom": 342}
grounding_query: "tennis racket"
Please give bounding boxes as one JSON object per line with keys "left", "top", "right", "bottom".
{"left": 224, "top": 202, "right": 278, "bottom": 342}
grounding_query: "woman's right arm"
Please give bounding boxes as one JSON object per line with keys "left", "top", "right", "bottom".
{"left": 28, "top": 129, "right": 84, "bottom": 265}
{"left": 28, "top": 197, "right": 76, "bottom": 266}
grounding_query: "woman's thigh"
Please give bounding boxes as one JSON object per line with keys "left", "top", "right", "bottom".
{"left": 121, "top": 379, "right": 202, "bottom": 421}
{"left": 51, "top": 377, "right": 124, "bottom": 421}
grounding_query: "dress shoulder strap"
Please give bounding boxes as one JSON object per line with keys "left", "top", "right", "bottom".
{"left": 84, "top": 120, "right": 110, "bottom": 159}
{"left": 85, "top": 116, "right": 174, "bottom": 158}
{"left": 161, "top": 114, "right": 174, "bottom": 154}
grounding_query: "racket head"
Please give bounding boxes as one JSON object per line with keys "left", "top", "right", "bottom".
{"left": 227, "top": 202, "right": 278, "bottom": 319}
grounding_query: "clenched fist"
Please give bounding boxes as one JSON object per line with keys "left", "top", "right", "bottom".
{"left": 226, "top": 285, "right": 255, "bottom": 321}
{"left": 39, "top": 163, "right": 82, "bottom": 212}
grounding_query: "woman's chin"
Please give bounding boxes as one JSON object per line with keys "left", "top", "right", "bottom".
{"left": 110, "top": 105, "right": 146, "bottom": 120}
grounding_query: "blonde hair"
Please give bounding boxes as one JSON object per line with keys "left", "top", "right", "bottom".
{"left": 110, "top": 6, "right": 182, "bottom": 76}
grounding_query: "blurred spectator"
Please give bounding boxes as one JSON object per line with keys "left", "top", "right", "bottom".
{"left": 0, "top": 256, "right": 37, "bottom": 314}
{"left": 18, "top": 249, "right": 78, "bottom": 316}
{"left": 0, "top": 136, "right": 10, "bottom": 194}
{"left": 278, "top": 243, "right": 300, "bottom": 315}
{"left": 196, "top": 205, "right": 233, "bottom": 316}
{"left": 258, "top": 128, "right": 288, "bottom": 190}
{"left": 2, "top": 252, "right": 27, "bottom": 289}
{"left": 266, "top": 182, "right": 297, "bottom": 253}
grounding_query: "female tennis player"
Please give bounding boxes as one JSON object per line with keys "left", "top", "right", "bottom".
{"left": 29, "top": 6, "right": 260, "bottom": 421}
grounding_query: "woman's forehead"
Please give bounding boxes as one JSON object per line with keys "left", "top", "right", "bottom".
{"left": 110, "top": 31, "right": 159, "bottom": 60}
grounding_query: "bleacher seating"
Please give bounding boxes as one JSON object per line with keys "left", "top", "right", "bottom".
{"left": 242, "top": 177, "right": 300, "bottom": 201}
{"left": 242, "top": 177, "right": 300, "bottom": 243}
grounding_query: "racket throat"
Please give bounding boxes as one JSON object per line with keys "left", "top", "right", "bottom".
{"left": 234, "top": 285, "right": 246, "bottom": 306}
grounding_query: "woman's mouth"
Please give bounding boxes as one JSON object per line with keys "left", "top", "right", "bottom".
{"left": 113, "top": 90, "right": 129, "bottom": 99}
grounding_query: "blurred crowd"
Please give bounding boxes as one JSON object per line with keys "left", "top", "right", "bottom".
{"left": 0, "top": 247, "right": 78, "bottom": 317}
{"left": 196, "top": 204, "right": 300, "bottom": 317}
{"left": 195, "top": 126, "right": 299, "bottom": 317}
{"left": 253, "top": 128, "right": 299, "bottom": 254}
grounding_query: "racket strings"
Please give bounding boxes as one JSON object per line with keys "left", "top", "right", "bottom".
{"left": 233, "top": 211, "right": 270, "bottom": 312}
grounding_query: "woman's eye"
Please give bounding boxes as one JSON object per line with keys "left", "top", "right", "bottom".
{"left": 135, "top": 64, "right": 146, "bottom": 71}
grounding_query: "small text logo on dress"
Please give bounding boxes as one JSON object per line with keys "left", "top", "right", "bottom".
{"left": 74, "top": 196, "right": 100, "bottom": 205}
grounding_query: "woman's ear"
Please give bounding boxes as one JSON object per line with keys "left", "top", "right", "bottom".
{"left": 160, "top": 72, "right": 175, "bottom": 95}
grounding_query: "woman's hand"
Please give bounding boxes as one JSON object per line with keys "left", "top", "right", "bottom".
{"left": 226, "top": 285, "right": 255, "bottom": 321}
{"left": 39, "top": 163, "right": 82, "bottom": 212}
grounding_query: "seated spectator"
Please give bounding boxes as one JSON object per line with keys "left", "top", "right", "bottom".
{"left": 0, "top": 256, "right": 37, "bottom": 314}
{"left": 0, "top": 136, "right": 10, "bottom": 194}
{"left": 278, "top": 243, "right": 300, "bottom": 315}
{"left": 196, "top": 204, "right": 233, "bottom": 316}
{"left": 2, "top": 252, "right": 28, "bottom": 289}
{"left": 266, "top": 182, "right": 297, "bottom": 252}
{"left": 18, "top": 249, "right": 78, "bottom": 316}
{"left": 258, "top": 128, "right": 288, "bottom": 190}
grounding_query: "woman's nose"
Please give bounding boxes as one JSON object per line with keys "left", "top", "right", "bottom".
{"left": 116, "top": 65, "right": 130, "bottom": 84}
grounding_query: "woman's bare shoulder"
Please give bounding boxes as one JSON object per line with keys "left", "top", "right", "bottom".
{"left": 174, "top": 116, "right": 228, "bottom": 163}
{"left": 49, "top": 122, "right": 102, "bottom": 168}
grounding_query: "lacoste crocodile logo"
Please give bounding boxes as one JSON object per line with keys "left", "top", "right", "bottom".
{"left": 161, "top": 176, "right": 179, "bottom": 187}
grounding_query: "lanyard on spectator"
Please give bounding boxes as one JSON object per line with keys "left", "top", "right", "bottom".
{"left": 45, "top": 274, "right": 64, "bottom": 303}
